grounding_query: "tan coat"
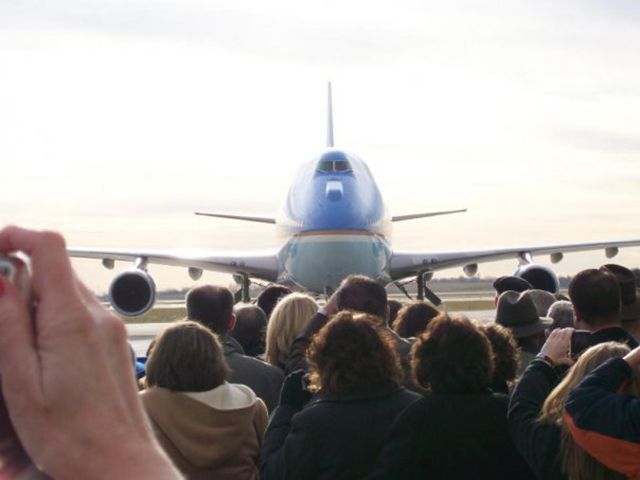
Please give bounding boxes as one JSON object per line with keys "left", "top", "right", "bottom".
{"left": 141, "top": 383, "right": 268, "bottom": 480}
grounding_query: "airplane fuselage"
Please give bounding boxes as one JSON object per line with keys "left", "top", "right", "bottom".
{"left": 275, "top": 149, "right": 393, "bottom": 293}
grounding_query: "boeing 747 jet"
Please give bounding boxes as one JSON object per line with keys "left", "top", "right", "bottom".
{"left": 69, "top": 84, "right": 640, "bottom": 316}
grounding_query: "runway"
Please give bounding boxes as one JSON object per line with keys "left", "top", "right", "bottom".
{"left": 126, "top": 309, "right": 496, "bottom": 356}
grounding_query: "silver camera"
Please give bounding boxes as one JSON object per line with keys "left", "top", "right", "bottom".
{"left": 0, "top": 253, "right": 32, "bottom": 305}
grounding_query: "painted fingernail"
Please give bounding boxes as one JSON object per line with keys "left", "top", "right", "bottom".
{"left": 0, "top": 278, "right": 5, "bottom": 298}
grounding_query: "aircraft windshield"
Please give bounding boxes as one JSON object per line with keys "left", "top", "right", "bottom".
{"left": 316, "top": 154, "right": 352, "bottom": 173}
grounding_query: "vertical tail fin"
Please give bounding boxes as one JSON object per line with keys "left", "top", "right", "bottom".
{"left": 327, "top": 82, "right": 334, "bottom": 148}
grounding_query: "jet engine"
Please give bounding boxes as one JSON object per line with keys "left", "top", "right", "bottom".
{"left": 108, "top": 269, "right": 156, "bottom": 317}
{"left": 514, "top": 264, "right": 559, "bottom": 294}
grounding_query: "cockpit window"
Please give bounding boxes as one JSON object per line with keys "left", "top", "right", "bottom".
{"left": 317, "top": 160, "right": 335, "bottom": 172}
{"left": 316, "top": 152, "right": 353, "bottom": 173}
{"left": 334, "top": 160, "right": 351, "bottom": 171}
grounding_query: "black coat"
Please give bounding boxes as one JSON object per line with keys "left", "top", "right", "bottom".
{"left": 590, "top": 326, "right": 638, "bottom": 349}
{"left": 223, "top": 335, "right": 284, "bottom": 413}
{"left": 507, "top": 359, "right": 565, "bottom": 480}
{"left": 367, "top": 391, "right": 535, "bottom": 480}
{"left": 260, "top": 383, "right": 420, "bottom": 480}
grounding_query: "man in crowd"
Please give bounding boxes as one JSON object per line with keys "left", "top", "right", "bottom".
{"left": 231, "top": 304, "right": 268, "bottom": 358}
{"left": 495, "top": 290, "right": 551, "bottom": 374}
{"left": 568, "top": 268, "right": 638, "bottom": 348}
{"left": 186, "top": 285, "right": 284, "bottom": 412}
{"left": 601, "top": 263, "right": 640, "bottom": 341}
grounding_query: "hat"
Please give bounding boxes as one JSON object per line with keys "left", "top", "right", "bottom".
{"left": 600, "top": 264, "right": 640, "bottom": 321}
{"left": 493, "top": 276, "right": 533, "bottom": 295}
{"left": 623, "top": 289, "right": 640, "bottom": 322}
{"left": 526, "top": 289, "right": 557, "bottom": 318}
{"left": 495, "top": 290, "right": 552, "bottom": 338}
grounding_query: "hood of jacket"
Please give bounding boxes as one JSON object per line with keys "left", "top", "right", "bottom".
{"left": 141, "top": 383, "right": 261, "bottom": 468}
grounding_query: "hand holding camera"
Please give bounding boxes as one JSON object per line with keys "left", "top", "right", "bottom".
{"left": 0, "top": 226, "right": 179, "bottom": 479}
{"left": 539, "top": 328, "right": 575, "bottom": 367}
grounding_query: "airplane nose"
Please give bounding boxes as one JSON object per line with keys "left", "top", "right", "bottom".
{"left": 325, "top": 181, "right": 343, "bottom": 201}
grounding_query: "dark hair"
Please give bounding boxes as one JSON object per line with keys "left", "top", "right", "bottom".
{"left": 335, "top": 275, "right": 387, "bottom": 321}
{"left": 393, "top": 301, "right": 440, "bottom": 338}
{"left": 146, "top": 320, "right": 230, "bottom": 392}
{"left": 231, "top": 305, "right": 267, "bottom": 357}
{"left": 481, "top": 324, "right": 519, "bottom": 387}
{"left": 569, "top": 269, "right": 621, "bottom": 326}
{"left": 186, "top": 285, "right": 234, "bottom": 335}
{"left": 388, "top": 300, "right": 404, "bottom": 327}
{"left": 256, "top": 284, "right": 292, "bottom": 319}
{"left": 412, "top": 313, "right": 493, "bottom": 394}
{"left": 307, "top": 311, "right": 402, "bottom": 394}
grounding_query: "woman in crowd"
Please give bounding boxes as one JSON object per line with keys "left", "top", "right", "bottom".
{"left": 369, "top": 313, "right": 534, "bottom": 479}
{"left": 509, "top": 331, "right": 636, "bottom": 480}
{"left": 265, "top": 292, "right": 318, "bottom": 369}
{"left": 481, "top": 323, "right": 520, "bottom": 394}
{"left": 392, "top": 301, "right": 440, "bottom": 339}
{"left": 260, "top": 311, "right": 420, "bottom": 480}
{"left": 142, "top": 320, "right": 268, "bottom": 480}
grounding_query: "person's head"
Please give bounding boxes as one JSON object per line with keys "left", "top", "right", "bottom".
{"left": 546, "top": 300, "right": 575, "bottom": 333}
{"left": 255, "top": 284, "right": 293, "bottom": 319}
{"left": 231, "top": 304, "right": 267, "bottom": 357}
{"left": 539, "top": 342, "right": 637, "bottom": 480}
{"left": 306, "top": 311, "right": 402, "bottom": 394}
{"left": 335, "top": 275, "right": 388, "bottom": 322}
{"left": 393, "top": 301, "right": 440, "bottom": 338}
{"left": 145, "top": 320, "right": 230, "bottom": 392}
{"left": 387, "top": 299, "right": 404, "bottom": 328}
{"left": 265, "top": 293, "right": 318, "bottom": 368}
{"left": 185, "top": 285, "right": 235, "bottom": 335}
{"left": 493, "top": 275, "right": 533, "bottom": 296}
{"left": 480, "top": 324, "right": 519, "bottom": 389}
{"left": 412, "top": 313, "right": 493, "bottom": 394}
{"left": 569, "top": 269, "right": 621, "bottom": 329}
{"left": 601, "top": 264, "right": 640, "bottom": 322}
{"left": 495, "top": 290, "right": 551, "bottom": 352}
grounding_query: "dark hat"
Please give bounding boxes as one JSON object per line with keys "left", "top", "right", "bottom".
{"left": 600, "top": 264, "right": 640, "bottom": 321}
{"left": 495, "top": 290, "right": 552, "bottom": 338}
{"left": 527, "top": 289, "right": 557, "bottom": 318}
{"left": 493, "top": 276, "right": 533, "bottom": 295}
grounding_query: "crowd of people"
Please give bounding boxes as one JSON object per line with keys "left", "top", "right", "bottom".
{"left": 1, "top": 226, "right": 640, "bottom": 479}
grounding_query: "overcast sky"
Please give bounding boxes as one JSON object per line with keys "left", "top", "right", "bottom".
{"left": 1, "top": 0, "right": 640, "bottom": 293}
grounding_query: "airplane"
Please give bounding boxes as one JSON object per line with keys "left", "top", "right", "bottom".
{"left": 69, "top": 83, "right": 640, "bottom": 316}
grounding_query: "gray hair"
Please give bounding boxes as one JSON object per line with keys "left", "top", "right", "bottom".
{"left": 547, "top": 300, "right": 575, "bottom": 331}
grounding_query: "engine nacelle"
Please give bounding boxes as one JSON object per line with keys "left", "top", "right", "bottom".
{"left": 514, "top": 264, "right": 559, "bottom": 294}
{"left": 108, "top": 269, "right": 156, "bottom": 317}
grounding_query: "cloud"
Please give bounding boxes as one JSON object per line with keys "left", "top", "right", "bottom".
{"left": 556, "top": 128, "right": 640, "bottom": 154}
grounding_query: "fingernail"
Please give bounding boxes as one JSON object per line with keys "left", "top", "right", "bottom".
{"left": 0, "top": 278, "right": 5, "bottom": 298}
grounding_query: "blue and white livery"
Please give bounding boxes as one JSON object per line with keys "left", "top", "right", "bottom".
{"left": 69, "top": 84, "right": 640, "bottom": 316}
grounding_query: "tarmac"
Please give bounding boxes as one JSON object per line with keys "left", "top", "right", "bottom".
{"left": 127, "top": 309, "right": 496, "bottom": 356}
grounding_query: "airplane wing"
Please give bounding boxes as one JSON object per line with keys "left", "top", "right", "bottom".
{"left": 389, "top": 239, "right": 640, "bottom": 280}
{"left": 67, "top": 247, "right": 280, "bottom": 281}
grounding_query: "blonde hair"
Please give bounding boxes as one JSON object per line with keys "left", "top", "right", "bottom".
{"left": 265, "top": 293, "right": 318, "bottom": 368}
{"left": 539, "top": 342, "right": 638, "bottom": 480}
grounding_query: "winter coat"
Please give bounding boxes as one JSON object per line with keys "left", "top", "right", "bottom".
{"left": 508, "top": 359, "right": 566, "bottom": 480}
{"left": 368, "top": 391, "right": 535, "bottom": 480}
{"left": 261, "top": 382, "right": 420, "bottom": 480}
{"left": 222, "top": 334, "right": 284, "bottom": 413}
{"left": 141, "top": 383, "right": 268, "bottom": 480}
